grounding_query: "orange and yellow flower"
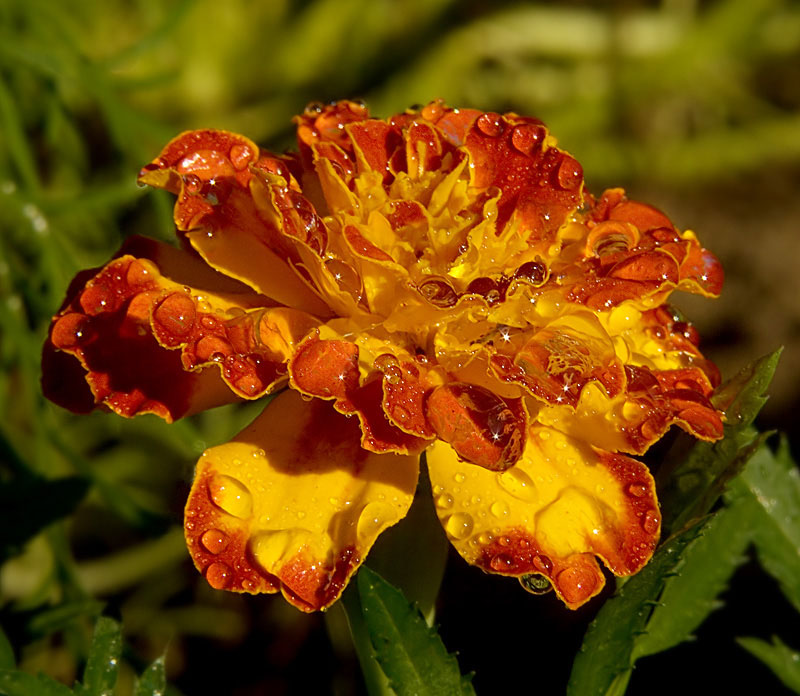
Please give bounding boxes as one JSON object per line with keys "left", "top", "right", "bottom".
{"left": 42, "top": 100, "right": 724, "bottom": 612}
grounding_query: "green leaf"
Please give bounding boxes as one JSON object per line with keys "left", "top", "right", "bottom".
{"left": 75, "top": 617, "right": 122, "bottom": 696}
{"left": 0, "top": 670, "right": 74, "bottom": 696}
{"left": 26, "top": 600, "right": 106, "bottom": 639}
{"left": 134, "top": 656, "right": 166, "bottom": 696}
{"left": 0, "top": 627, "right": 13, "bottom": 670}
{"left": 632, "top": 499, "right": 752, "bottom": 659}
{"left": 737, "top": 636, "right": 800, "bottom": 694}
{"left": 728, "top": 438, "right": 800, "bottom": 612}
{"left": 0, "top": 476, "right": 90, "bottom": 562}
{"left": 567, "top": 522, "right": 704, "bottom": 696}
{"left": 658, "top": 349, "right": 780, "bottom": 536}
{"left": 356, "top": 566, "right": 475, "bottom": 696}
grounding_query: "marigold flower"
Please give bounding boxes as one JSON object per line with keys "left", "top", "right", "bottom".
{"left": 42, "top": 100, "right": 724, "bottom": 611}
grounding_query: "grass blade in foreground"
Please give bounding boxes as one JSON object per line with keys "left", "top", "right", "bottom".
{"left": 658, "top": 349, "right": 781, "bottom": 536}
{"left": 134, "top": 655, "right": 167, "bottom": 696}
{"left": 357, "top": 567, "right": 475, "bottom": 696}
{"left": 727, "top": 438, "right": 800, "bottom": 612}
{"left": 75, "top": 617, "right": 122, "bottom": 696}
{"left": 737, "top": 636, "right": 800, "bottom": 694}
{"left": 566, "top": 523, "right": 703, "bottom": 696}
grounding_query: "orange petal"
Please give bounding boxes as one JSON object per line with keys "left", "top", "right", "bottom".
{"left": 289, "top": 334, "right": 430, "bottom": 455}
{"left": 44, "top": 242, "right": 317, "bottom": 419}
{"left": 139, "top": 130, "right": 331, "bottom": 317}
{"left": 425, "top": 383, "right": 526, "bottom": 471}
{"left": 184, "top": 389, "right": 419, "bottom": 611}
{"left": 427, "top": 425, "right": 660, "bottom": 609}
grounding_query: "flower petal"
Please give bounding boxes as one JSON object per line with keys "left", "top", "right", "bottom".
{"left": 44, "top": 237, "right": 318, "bottom": 419}
{"left": 184, "top": 389, "right": 419, "bottom": 611}
{"left": 139, "top": 130, "right": 331, "bottom": 317}
{"left": 427, "top": 425, "right": 660, "bottom": 609}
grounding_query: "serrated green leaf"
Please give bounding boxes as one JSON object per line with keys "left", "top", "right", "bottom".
{"left": 737, "top": 636, "right": 800, "bottom": 694}
{"left": 0, "top": 476, "right": 90, "bottom": 562}
{"left": 134, "top": 656, "right": 166, "bottom": 696}
{"left": 632, "top": 499, "right": 752, "bottom": 659}
{"left": 658, "top": 350, "right": 780, "bottom": 536}
{"left": 0, "top": 627, "right": 13, "bottom": 670}
{"left": 75, "top": 617, "right": 121, "bottom": 696}
{"left": 0, "top": 670, "right": 74, "bottom": 696}
{"left": 567, "top": 522, "right": 704, "bottom": 696}
{"left": 728, "top": 438, "right": 800, "bottom": 612}
{"left": 357, "top": 567, "right": 475, "bottom": 696}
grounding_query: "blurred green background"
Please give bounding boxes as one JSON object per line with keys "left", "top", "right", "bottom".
{"left": 1, "top": 0, "right": 799, "bottom": 694}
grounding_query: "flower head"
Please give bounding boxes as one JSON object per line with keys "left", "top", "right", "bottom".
{"left": 43, "top": 100, "right": 723, "bottom": 611}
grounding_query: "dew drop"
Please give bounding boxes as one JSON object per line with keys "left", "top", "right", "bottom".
{"left": 556, "top": 154, "right": 583, "bottom": 190}
{"left": 435, "top": 493, "right": 454, "bottom": 510}
{"left": 51, "top": 312, "right": 95, "bottom": 349}
{"left": 476, "top": 112, "right": 505, "bottom": 137}
{"left": 153, "top": 292, "right": 196, "bottom": 338}
{"left": 489, "top": 553, "right": 514, "bottom": 571}
{"left": 205, "top": 561, "right": 233, "bottom": 589}
{"left": 356, "top": 501, "right": 395, "bottom": 543}
{"left": 497, "top": 468, "right": 537, "bottom": 503}
{"left": 200, "top": 528, "right": 229, "bottom": 554}
{"left": 490, "top": 500, "right": 509, "bottom": 518}
{"left": 642, "top": 508, "right": 661, "bottom": 534}
{"left": 556, "top": 565, "right": 599, "bottom": 604}
{"left": 533, "top": 554, "right": 553, "bottom": 574}
{"left": 230, "top": 143, "right": 254, "bottom": 170}
{"left": 627, "top": 482, "right": 648, "bottom": 498}
{"left": 182, "top": 173, "right": 203, "bottom": 195}
{"left": 514, "top": 260, "right": 547, "bottom": 286}
{"left": 445, "top": 512, "right": 474, "bottom": 540}
{"left": 510, "top": 123, "right": 547, "bottom": 154}
{"left": 208, "top": 474, "right": 253, "bottom": 518}
{"left": 418, "top": 277, "right": 458, "bottom": 308}
{"left": 520, "top": 573, "right": 552, "bottom": 595}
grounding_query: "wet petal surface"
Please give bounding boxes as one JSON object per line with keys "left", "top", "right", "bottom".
{"left": 184, "top": 389, "right": 419, "bottom": 611}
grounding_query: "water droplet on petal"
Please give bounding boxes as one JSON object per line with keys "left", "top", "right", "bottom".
{"left": 556, "top": 565, "right": 599, "bottom": 604}
{"left": 514, "top": 260, "right": 547, "bottom": 286}
{"left": 153, "top": 292, "right": 196, "bottom": 338}
{"left": 520, "top": 573, "right": 553, "bottom": 595}
{"left": 230, "top": 143, "right": 254, "bottom": 170}
{"left": 445, "top": 512, "right": 474, "bottom": 540}
{"left": 418, "top": 277, "right": 458, "bottom": 308}
{"left": 356, "top": 501, "right": 396, "bottom": 543}
{"left": 497, "top": 468, "right": 537, "bottom": 503}
{"left": 435, "top": 493, "right": 454, "bottom": 510}
{"left": 206, "top": 561, "right": 233, "bottom": 589}
{"left": 627, "top": 482, "right": 648, "bottom": 498}
{"left": 489, "top": 553, "right": 515, "bottom": 571}
{"left": 490, "top": 500, "right": 509, "bottom": 518}
{"left": 200, "top": 528, "right": 230, "bottom": 554}
{"left": 51, "top": 312, "right": 95, "bottom": 349}
{"left": 642, "top": 508, "right": 661, "bottom": 534}
{"left": 182, "top": 173, "right": 203, "bottom": 194}
{"left": 533, "top": 554, "right": 553, "bottom": 574}
{"left": 510, "top": 123, "right": 547, "bottom": 154}
{"left": 208, "top": 474, "right": 253, "bottom": 519}
{"left": 476, "top": 112, "right": 505, "bottom": 137}
{"left": 556, "top": 154, "right": 583, "bottom": 190}
{"left": 454, "top": 472, "right": 466, "bottom": 484}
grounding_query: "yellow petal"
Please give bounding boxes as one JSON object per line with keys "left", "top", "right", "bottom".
{"left": 184, "top": 389, "right": 419, "bottom": 611}
{"left": 427, "top": 425, "right": 660, "bottom": 609}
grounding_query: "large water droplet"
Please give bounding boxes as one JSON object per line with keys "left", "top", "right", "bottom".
{"left": 476, "top": 112, "right": 505, "bottom": 137}
{"left": 208, "top": 474, "right": 253, "bottom": 519}
{"left": 435, "top": 493, "right": 454, "bottom": 510}
{"left": 51, "top": 312, "right": 95, "bottom": 349}
{"left": 200, "top": 528, "right": 230, "bottom": 554}
{"left": 230, "top": 143, "right": 254, "bottom": 170}
{"left": 490, "top": 500, "right": 509, "bottom": 518}
{"left": 510, "top": 123, "right": 547, "bottom": 154}
{"left": 556, "top": 565, "right": 599, "bottom": 604}
{"left": 556, "top": 154, "right": 582, "bottom": 190}
{"left": 520, "top": 573, "right": 553, "bottom": 595}
{"left": 489, "top": 553, "right": 514, "bottom": 572}
{"left": 418, "top": 277, "right": 458, "bottom": 308}
{"left": 205, "top": 561, "right": 233, "bottom": 589}
{"left": 356, "top": 501, "right": 396, "bottom": 543}
{"left": 153, "top": 292, "right": 196, "bottom": 338}
{"left": 497, "top": 468, "right": 537, "bottom": 503}
{"left": 445, "top": 512, "right": 474, "bottom": 540}
{"left": 514, "top": 260, "right": 547, "bottom": 286}
{"left": 642, "top": 508, "right": 661, "bottom": 534}
{"left": 326, "top": 258, "right": 363, "bottom": 300}
{"left": 627, "top": 481, "right": 648, "bottom": 498}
